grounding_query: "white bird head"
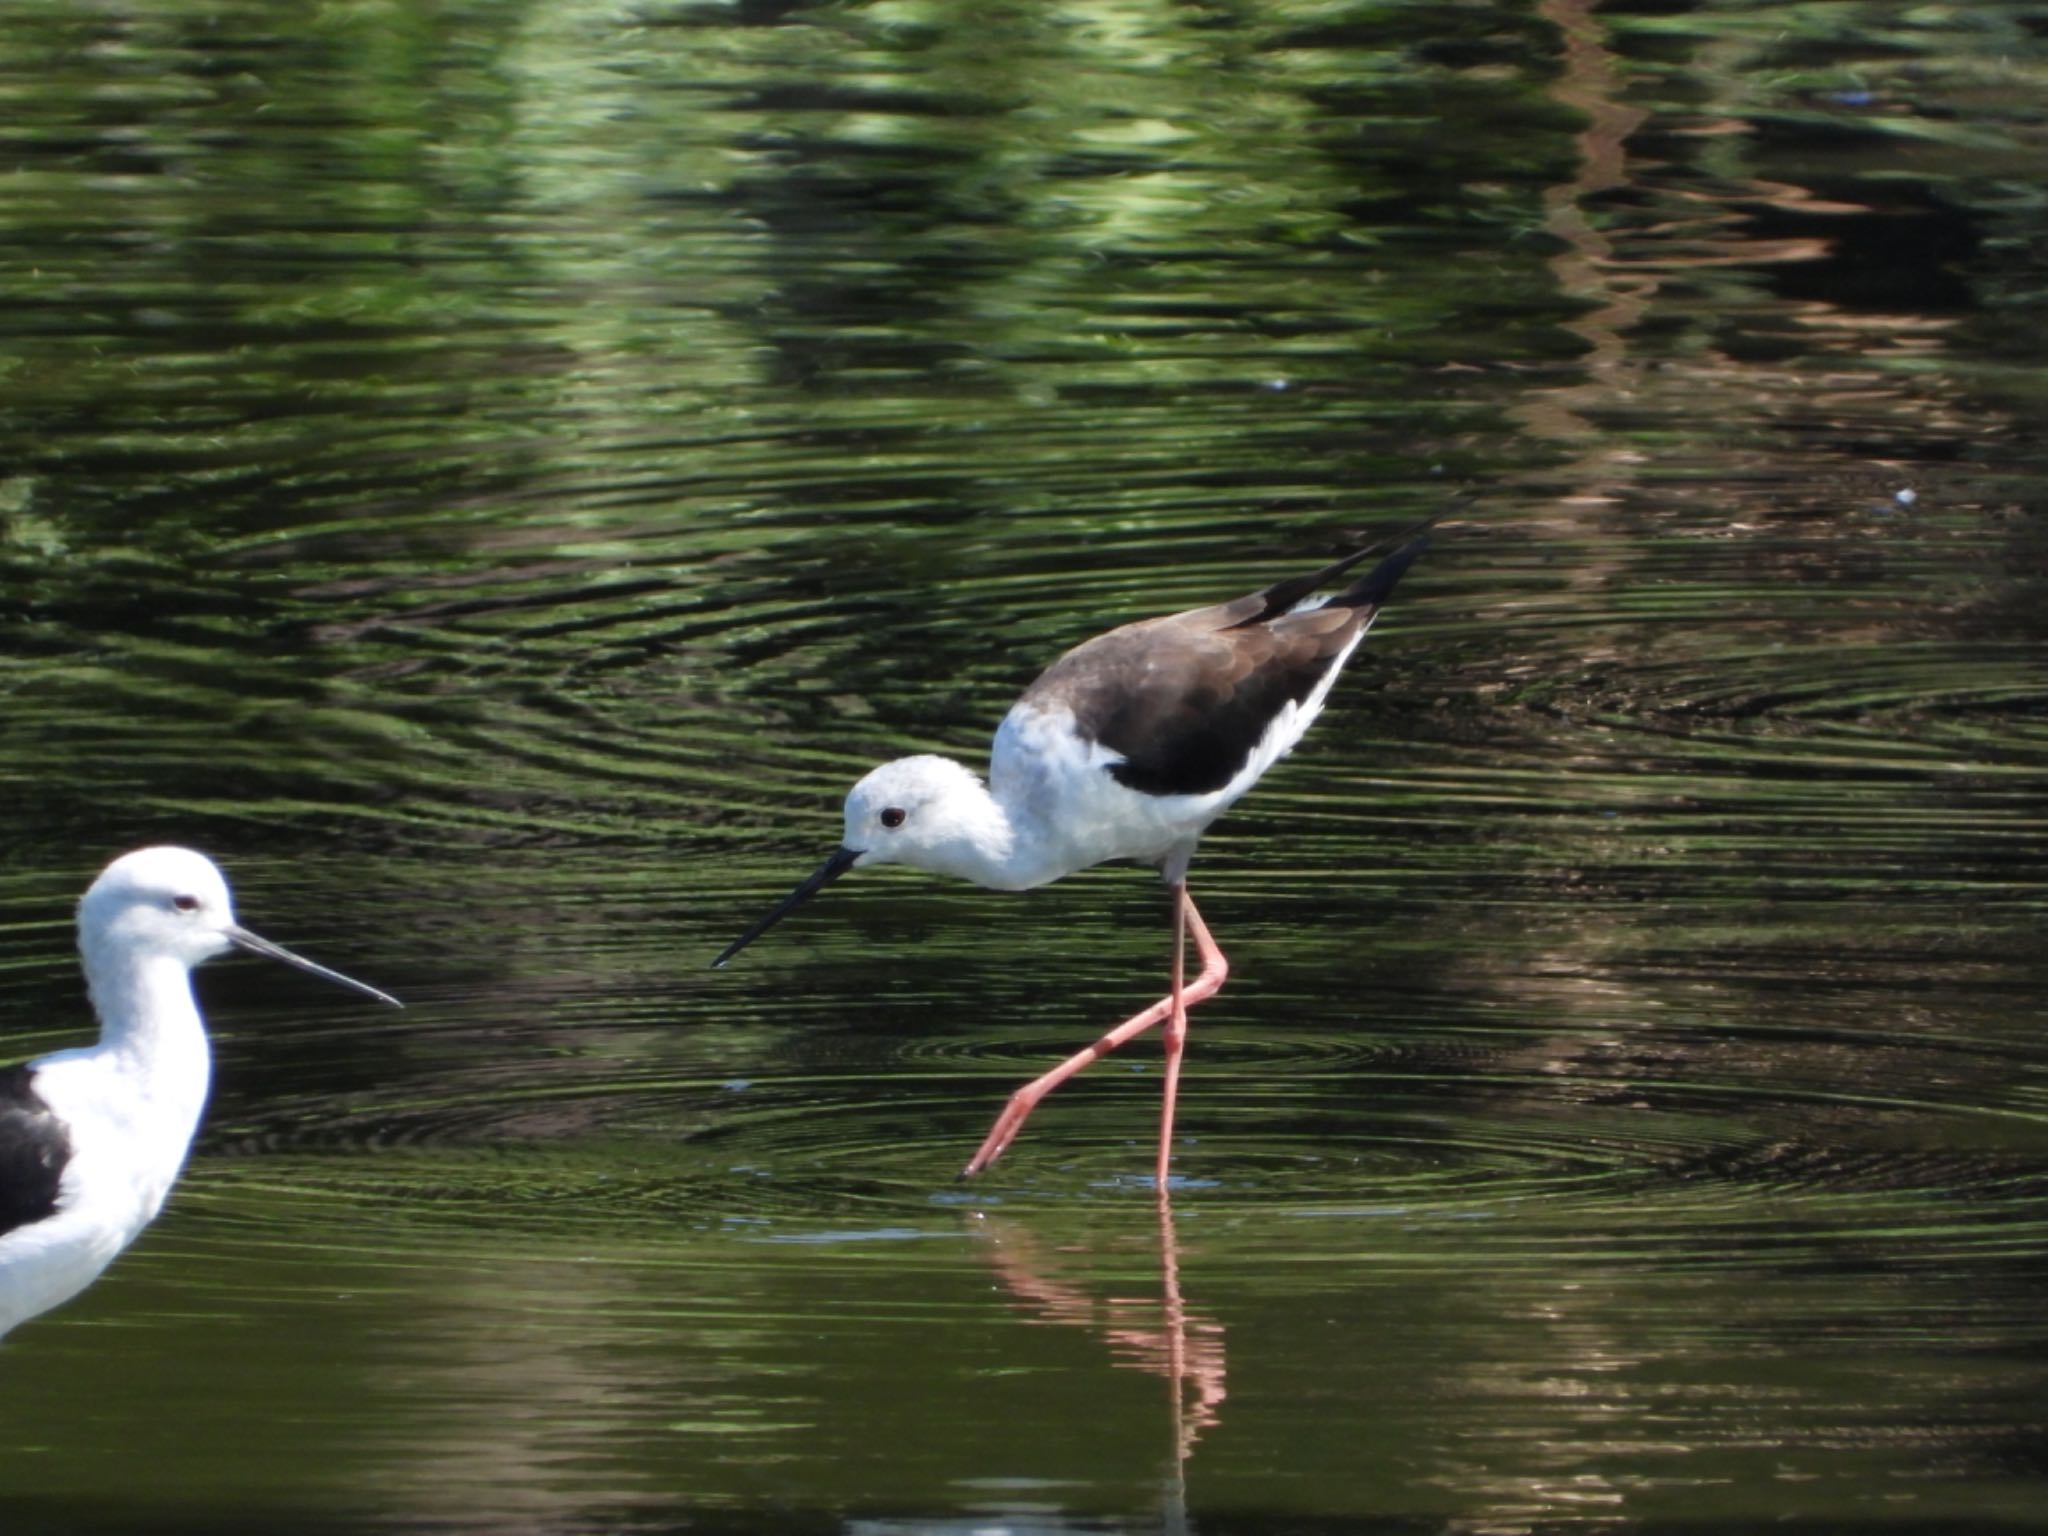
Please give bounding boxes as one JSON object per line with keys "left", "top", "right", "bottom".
{"left": 77, "top": 846, "right": 401, "bottom": 1006}
{"left": 713, "top": 755, "right": 1002, "bottom": 968}
{"left": 840, "top": 755, "right": 994, "bottom": 873}
{"left": 79, "top": 847, "right": 240, "bottom": 969}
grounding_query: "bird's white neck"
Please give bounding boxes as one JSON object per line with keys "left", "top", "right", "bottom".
{"left": 915, "top": 772, "right": 1036, "bottom": 891}
{"left": 80, "top": 944, "right": 209, "bottom": 1073}
{"left": 0, "top": 945, "right": 208, "bottom": 1332}
{"left": 889, "top": 768, "right": 1072, "bottom": 892}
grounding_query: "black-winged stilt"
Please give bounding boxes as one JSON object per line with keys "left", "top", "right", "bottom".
{"left": 713, "top": 524, "right": 1434, "bottom": 1183}
{"left": 0, "top": 847, "right": 400, "bottom": 1337}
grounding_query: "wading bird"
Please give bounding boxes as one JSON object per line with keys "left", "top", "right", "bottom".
{"left": 0, "top": 847, "right": 400, "bottom": 1338}
{"left": 715, "top": 525, "right": 1433, "bottom": 1182}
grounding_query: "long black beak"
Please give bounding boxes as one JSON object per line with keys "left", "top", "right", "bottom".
{"left": 227, "top": 925, "right": 404, "bottom": 1008}
{"left": 712, "top": 846, "right": 862, "bottom": 969}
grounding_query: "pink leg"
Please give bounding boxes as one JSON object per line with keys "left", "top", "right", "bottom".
{"left": 962, "top": 884, "right": 1229, "bottom": 1179}
{"left": 1154, "top": 891, "right": 1190, "bottom": 1189}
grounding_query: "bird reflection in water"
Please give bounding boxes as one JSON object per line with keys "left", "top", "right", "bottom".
{"left": 975, "top": 1189, "right": 1225, "bottom": 1498}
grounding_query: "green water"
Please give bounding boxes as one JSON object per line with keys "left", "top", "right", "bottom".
{"left": 3, "top": 1, "right": 2047, "bottom": 1531}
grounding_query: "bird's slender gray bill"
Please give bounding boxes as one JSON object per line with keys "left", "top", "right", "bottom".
{"left": 228, "top": 925, "right": 404, "bottom": 1008}
{"left": 712, "top": 846, "right": 862, "bottom": 969}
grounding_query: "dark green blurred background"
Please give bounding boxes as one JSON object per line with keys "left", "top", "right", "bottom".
{"left": 3, "top": 3, "right": 2046, "bottom": 1532}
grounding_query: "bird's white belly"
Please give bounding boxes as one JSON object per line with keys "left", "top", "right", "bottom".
{"left": 0, "top": 1048, "right": 208, "bottom": 1337}
{"left": 0, "top": 1202, "right": 136, "bottom": 1336}
{"left": 992, "top": 704, "right": 1230, "bottom": 879}
{"left": 991, "top": 626, "right": 1367, "bottom": 885}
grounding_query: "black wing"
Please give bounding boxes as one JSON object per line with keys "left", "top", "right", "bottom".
{"left": 1213, "top": 514, "right": 1443, "bottom": 631}
{"left": 1103, "top": 614, "right": 1362, "bottom": 796}
{"left": 1023, "top": 534, "right": 1431, "bottom": 798}
{"left": 1020, "top": 603, "right": 1360, "bottom": 798}
{"left": 0, "top": 1064, "right": 71, "bottom": 1238}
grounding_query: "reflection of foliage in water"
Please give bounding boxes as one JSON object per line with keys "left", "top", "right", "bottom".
{"left": 0, "top": 3, "right": 2045, "bottom": 1531}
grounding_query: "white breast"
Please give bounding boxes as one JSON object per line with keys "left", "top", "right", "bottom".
{"left": 992, "top": 703, "right": 1232, "bottom": 878}
{"left": 0, "top": 1043, "right": 210, "bottom": 1336}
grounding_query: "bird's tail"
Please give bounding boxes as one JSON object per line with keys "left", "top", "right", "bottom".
{"left": 1229, "top": 504, "right": 1450, "bottom": 628}
{"left": 1333, "top": 528, "right": 1433, "bottom": 610}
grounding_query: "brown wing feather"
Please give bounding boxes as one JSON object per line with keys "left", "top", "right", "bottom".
{"left": 1025, "top": 605, "right": 1365, "bottom": 797}
{"left": 1017, "top": 529, "right": 1431, "bottom": 798}
{"left": 1212, "top": 511, "right": 1445, "bottom": 630}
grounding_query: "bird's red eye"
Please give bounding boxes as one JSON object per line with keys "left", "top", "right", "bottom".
{"left": 880, "top": 808, "right": 907, "bottom": 830}
{"left": 172, "top": 894, "right": 200, "bottom": 912}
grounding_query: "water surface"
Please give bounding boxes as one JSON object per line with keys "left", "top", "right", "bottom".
{"left": 2, "top": 1, "right": 2046, "bottom": 1532}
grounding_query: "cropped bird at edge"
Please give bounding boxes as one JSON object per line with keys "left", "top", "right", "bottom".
{"left": 713, "top": 519, "right": 1437, "bottom": 1184}
{"left": 0, "top": 847, "right": 400, "bottom": 1339}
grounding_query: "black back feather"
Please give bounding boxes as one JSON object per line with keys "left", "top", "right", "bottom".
{"left": 0, "top": 1063, "right": 71, "bottom": 1237}
{"left": 1023, "top": 529, "right": 1433, "bottom": 798}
